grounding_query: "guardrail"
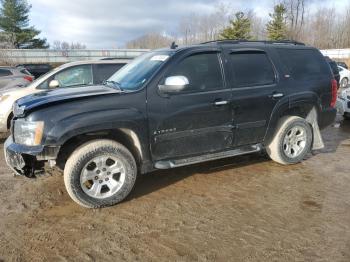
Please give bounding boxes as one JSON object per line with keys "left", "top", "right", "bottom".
{"left": 1, "top": 48, "right": 349, "bottom": 64}
{"left": 0, "top": 49, "right": 149, "bottom": 64}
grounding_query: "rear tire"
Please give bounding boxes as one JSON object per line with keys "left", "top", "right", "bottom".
{"left": 344, "top": 112, "right": 350, "bottom": 120}
{"left": 266, "top": 116, "right": 313, "bottom": 165}
{"left": 64, "top": 139, "right": 137, "bottom": 208}
{"left": 341, "top": 78, "right": 349, "bottom": 89}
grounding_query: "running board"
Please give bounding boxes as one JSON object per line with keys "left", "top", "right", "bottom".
{"left": 154, "top": 144, "right": 262, "bottom": 169}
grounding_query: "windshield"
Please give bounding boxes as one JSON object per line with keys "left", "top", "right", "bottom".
{"left": 107, "top": 51, "right": 173, "bottom": 91}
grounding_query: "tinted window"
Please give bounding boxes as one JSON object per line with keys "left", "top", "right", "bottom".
{"left": 0, "top": 69, "right": 12, "bottom": 77}
{"left": 167, "top": 52, "right": 224, "bottom": 92}
{"left": 94, "top": 64, "right": 125, "bottom": 84}
{"left": 230, "top": 52, "right": 275, "bottom": 87}
{"left": 278, "top": 49, "right": 330, "bottom": 80}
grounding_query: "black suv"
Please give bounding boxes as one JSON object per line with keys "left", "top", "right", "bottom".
{"left": 4, "top": 40, "right": 337, "bottom": 208}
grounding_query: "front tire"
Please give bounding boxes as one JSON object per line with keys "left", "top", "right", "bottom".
{"left": 266, "top": 116, "right": 313, "bottom": 165}
{"left": 64, "top": 139, "right": 137, "bottom": 208}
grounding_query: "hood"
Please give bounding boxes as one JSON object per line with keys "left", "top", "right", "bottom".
{"left": 0, "top": 85, "right": 29, "bottom": 95}
{"left": 15, "top": 85, "right": 120, "bottom": 115}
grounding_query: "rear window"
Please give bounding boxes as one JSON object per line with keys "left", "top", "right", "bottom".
{"left": 93, "top": 63, "right": 125, "bottom": 84}
{"left": 230, "top": 52, "right": 276, "bottom": 87}
{"left": 277, "top": 49, "right": 330, "bottom": 81}
{"left": 0, "top": 69, "right": 12, "bottom": 77}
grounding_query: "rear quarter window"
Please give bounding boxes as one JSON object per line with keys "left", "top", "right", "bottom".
{"left": 277, "top": 48, "right": 330, "bottom": 81}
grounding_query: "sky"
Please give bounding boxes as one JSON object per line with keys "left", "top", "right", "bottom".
{"left": 29, "top": 0, "right": 349, "bottom": 49}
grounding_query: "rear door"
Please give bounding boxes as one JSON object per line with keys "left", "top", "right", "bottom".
{"left": 93, "top": 63, "right": 126, "bottom": 84}
{"left": 147, "top": 49, "right": 234, "bottom": 161}
{"left": 224, "top": 47, "right": 284, "bottom": 146}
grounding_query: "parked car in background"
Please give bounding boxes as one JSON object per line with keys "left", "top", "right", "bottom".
{"left": 338, "top": 66, "right": 350, "bottom": 89}
{"left": 0, "top": 60, "right": 126, "bottom": 133}
{"left": 0, "top": 66, "right": 34, "bottom": 91}
{"left": 337, "top": 88, "right": 350, "bottom": 119}
{"left": 325, "top": 56, "right": 340, "bottom": 88}
{"left": 16, "top": 64, "right": 52, "bottom": 79}
{"left": 337, "top": 61, "right": 348, "bottom": 69}
{"left": 4, "top": 40, "right": 337, "bottom": 208}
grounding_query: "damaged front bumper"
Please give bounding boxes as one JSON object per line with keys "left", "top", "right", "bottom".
{"left": 4, "top": 136, "right": 60, "bottom": 178}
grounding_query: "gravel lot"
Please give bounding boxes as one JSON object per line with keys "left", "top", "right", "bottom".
{"left": 0, "top": 119, "right": 350, "bottom": 261}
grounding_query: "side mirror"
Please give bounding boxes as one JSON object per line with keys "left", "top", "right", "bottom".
{"left": 49, "top": 79, "right": 60, "bottom": 89}
{"left": 158, "top": 76, "right": 189, "bottom": 94}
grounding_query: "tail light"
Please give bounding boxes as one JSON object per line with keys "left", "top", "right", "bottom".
{"left": 330, "top": 79, "right": 337, "bottom": 108}
{"left": 24, "top": 75, "right": 33, "bottom": 82}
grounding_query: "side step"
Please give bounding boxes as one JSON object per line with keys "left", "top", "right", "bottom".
{"left": 155, "top": 144, "right": 262, "bottom": 169}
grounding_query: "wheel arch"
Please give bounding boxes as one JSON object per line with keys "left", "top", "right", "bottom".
{"left": 263, "top": 94, "right": 322, "bottom": 149}
{"left": 56, "top": 128, "right": 149, "bottom": 172}
{"left": 7, "top": 111, "right": 13, "bottom": 130}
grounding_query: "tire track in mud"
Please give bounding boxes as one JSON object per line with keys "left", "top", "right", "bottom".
{"left": 0, "top": 122, "right": 350, "bottom": 261}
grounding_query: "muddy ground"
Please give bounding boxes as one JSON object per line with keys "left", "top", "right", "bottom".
{"left": 0, "top": 119, "right": 350, "bottom": 262}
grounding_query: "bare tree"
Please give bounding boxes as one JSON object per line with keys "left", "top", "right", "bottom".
{"left": 177, "top": 2, "right": 232, "bottom": 45}
{"left": 283, "top": 0, "right": 307, "bottom": 40}
{"left": 248, "top": 11, "right": 267, "bottom": 40}
{"left": 52, "top": 40, "right": 86, "bottom": 50}
{"left": 125, "top": 33, "right": 174, "bottom": 49}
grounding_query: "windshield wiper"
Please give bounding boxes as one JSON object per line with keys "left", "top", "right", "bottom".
{"left": 104, "top": 80, "right": 124, "bottom": 92}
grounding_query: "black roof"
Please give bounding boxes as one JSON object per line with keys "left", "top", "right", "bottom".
{"left": 200, "top": 39, "right": 305, "bottom": 46}
{"left": 157, "top": 39, "right": 309, "bottom": 53}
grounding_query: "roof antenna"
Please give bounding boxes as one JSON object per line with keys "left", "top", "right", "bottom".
{"left": 170, "top": 41, "right": 178, "bottom": 49}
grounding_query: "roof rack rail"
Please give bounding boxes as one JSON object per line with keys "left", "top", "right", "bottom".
{"left": 201, "top": 39, "right": 305, "bottom": 46}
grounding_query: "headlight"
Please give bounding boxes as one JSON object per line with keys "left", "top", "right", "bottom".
{"left": 14, "top": 120, "right": 44, "bottom": 146}
{"left": 0, "top": 95, "right": 9, "bottom": 102}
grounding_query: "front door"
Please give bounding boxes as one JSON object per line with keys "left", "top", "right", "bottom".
{"left": 147, "top": 50, "right": 234, "bottom": 161}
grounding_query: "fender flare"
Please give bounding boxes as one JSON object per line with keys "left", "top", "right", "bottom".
{"left": 263, "top": 91, "right": 323, "bottom": 148}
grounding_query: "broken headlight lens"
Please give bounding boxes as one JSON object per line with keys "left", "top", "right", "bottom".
{"left": 14, "top": 120, "right": 44, "bottom": 146}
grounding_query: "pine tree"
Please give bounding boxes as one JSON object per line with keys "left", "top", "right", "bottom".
{"left": 220, "top": 12, "right": 252, "bottom": 40}
{"left": 0, "top": 0, "right": 49, "bottom": 48}
{"left": 266, "top": 4, "right": 288, "bottom": 41}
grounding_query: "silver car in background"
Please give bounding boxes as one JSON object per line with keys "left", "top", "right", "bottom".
{"left": 0, "top": 66, "right": 34, "bottom": 91}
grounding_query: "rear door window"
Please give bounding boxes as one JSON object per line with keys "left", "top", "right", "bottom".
{"left": 0, "top": 69, "right": 12, "bottom": 77}
{"left": 93, "top": 63, "right": 125, "bottom": 84}
{"left": 277, "top": 49, "right": 330, "bottom": 80}
{"left": 229, "top": 52, "right": 276, "bottom": 87}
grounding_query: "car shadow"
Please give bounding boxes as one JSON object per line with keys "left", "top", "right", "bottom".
{"left": 128, "top": 118, "right": 350, "bottom": 202}
{"left": 127, "top": 152, "right": 269, "bottom": 201}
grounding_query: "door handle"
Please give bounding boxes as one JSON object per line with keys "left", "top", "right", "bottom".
{"left": 214, "top": 100, "right": 229, "bottom": 106}
{"left": 270, "top": 92, "right": 284, "bottom": 99}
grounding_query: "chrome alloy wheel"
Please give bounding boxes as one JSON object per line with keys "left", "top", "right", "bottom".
{"left": 282, "top": 125, "right": 307, "bottom": 159}
{"left": 80, "top": 155, "right": 126, "bottom": 199}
